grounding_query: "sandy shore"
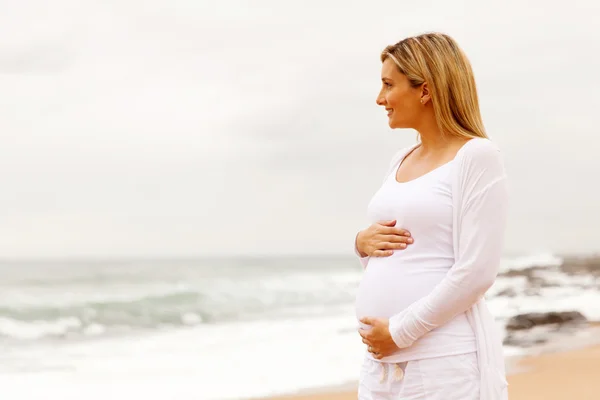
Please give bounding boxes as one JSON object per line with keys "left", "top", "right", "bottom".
{"left": 257, "top": 343, "right": 600, "bottom": 400}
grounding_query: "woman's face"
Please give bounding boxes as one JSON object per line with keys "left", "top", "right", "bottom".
{"left": 376, "top": 58, "right": 423, "bottom": 129}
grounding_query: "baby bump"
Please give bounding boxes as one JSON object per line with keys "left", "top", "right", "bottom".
{"left": 354, "top": 258, "right": 448, "bottom": 325}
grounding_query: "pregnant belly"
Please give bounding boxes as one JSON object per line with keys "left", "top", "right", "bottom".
{"left": 354, "top": 256, "right": 450, "bottom": 327}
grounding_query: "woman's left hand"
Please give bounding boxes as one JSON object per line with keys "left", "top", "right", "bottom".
{"left": 358, "top": 317, "right": 400, "bottom": 360}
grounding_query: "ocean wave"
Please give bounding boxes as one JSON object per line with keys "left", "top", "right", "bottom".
{"left": 0, "top": 281, "right": 355, "bottom": 341}
{"left": 0, "top": 291, "right": 209, "bottom": 340}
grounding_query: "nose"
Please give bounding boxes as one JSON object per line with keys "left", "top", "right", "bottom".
{"left": 376, "top": 93, "right": 386, "bottom": 106}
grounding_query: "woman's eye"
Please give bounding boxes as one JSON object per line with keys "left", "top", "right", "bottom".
{"left": 384, "top": 82, "right": 392, "bottom": 87}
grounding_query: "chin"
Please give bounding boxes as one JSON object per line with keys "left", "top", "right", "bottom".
{"left": 388, "top": 116, "right": 409, "bottom": 129}
{"left": 388, "top": 119, "right": 401, "bottom": 129}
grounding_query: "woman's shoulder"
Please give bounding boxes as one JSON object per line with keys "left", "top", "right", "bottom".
{"left": 457, "top": 137, "right": 504, "bottom": 166}
{"left": 457, "top": 137, "right": 507, "bottom": 180}
{"left": 460, "top": 137, "right": 501, "bottom": 155}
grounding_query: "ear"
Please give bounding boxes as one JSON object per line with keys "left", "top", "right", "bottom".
{"left": 420, "top": 82, "right": 431, "bottom": 105}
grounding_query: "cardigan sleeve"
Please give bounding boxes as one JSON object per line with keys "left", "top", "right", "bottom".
{"left": 388, "top": 141, "right": 509, "bottom": 349}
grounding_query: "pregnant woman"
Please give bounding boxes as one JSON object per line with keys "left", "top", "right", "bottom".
{"left": 353, "top": 33, "right": 509, "bottom": 400}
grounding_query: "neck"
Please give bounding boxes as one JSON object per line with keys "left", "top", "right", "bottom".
{"left": 415, "top": 116, "right": 449, "bottom": 153}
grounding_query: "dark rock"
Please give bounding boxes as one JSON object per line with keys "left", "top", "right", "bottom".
{"left": 506, "top": 311, "right": 588, "bottom": 331}
{"left": 560, "top": 255, "right": 600, "bottom": 277}
{"left": 498, "top": 266, "right": 560, "bottom": 290}
{"left": 503, "top": 321, "right": 590, "bottom": 348}
{"left": 496, "top": 288, "right": 517, "bottom": 297}
{"left": 503, "top": 334, "right": 548, "bottom": 347}
{"left": 500, "top": 255, "right": 600, "bottom": 280}
{"left": 498, "top": 266, "right": 548, "bottom": 279}
{"left": 528, "top": 276, "right": 560, "bottom": 289}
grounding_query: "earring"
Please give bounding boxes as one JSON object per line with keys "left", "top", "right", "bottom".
{"left": 420, "top": 99, "right": 424, "bottom": 104}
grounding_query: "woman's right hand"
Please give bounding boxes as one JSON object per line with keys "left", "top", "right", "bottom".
{"left": 355, "top": 220, "right": 413, "bottom": 257}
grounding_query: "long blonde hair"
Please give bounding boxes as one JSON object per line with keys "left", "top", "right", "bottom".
{"left": 381, "top": 32, "right": 487, "bottom": 140}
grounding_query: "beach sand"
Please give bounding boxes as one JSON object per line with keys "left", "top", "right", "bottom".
{"left": 258, "top": 344, "right": 600, "bottom": 400}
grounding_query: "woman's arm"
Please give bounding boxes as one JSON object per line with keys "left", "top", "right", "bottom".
{"left": 354, "top": 222, "right": 414, "bottom": 269}
{"left": 354, "top": 232, "right": 370, "bottom": 268}
{"left": 387, "top": 142, "right": 509, "bottom": 349}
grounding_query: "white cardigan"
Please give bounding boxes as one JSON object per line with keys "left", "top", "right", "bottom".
{"left": 356, "top": 138, "right": 509, "bottom": 400}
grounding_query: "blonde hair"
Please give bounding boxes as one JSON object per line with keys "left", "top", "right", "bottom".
{"left": 381, "top": 32, "right": 487, "bottom": 140}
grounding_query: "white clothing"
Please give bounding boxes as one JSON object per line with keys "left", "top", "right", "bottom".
{"left": 355, "top": 138, "right": 509, "bottom": 400}
{"left": 358, "top": 351, "right": 480, "bottom": 400}
{"left": 355, "top": 155, "right": 476, "bottom": 362}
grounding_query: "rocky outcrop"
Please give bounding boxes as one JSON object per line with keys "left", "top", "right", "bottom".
{"left": 503, "top": 332, "right": 549, "bottom": 347}
{"left": 506, "top": 311, "right": 588, "bottom": 331}
{"left": 560, "top": 255, "right": 600, "bottom": 276}
{"left": 496, "top": 255, "right": 600, "bottom": 298}
{"left": 497, "top": 266, "right": 560, "bottom": 291}
{"left": 496, "top": 255, "right": 600, "bottom": 348}
{"left": 498, "top": 266, "right": 548, "bottom": 279}
{"left": 503, "top": 311, "right": 589, "bottom": 347}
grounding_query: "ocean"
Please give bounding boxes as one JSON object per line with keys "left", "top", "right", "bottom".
{"left": 2, "top": 253, "right": 599, "bottom": 400}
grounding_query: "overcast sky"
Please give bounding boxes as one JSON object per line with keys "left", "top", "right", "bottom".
{"left": 1, "top": 0, "right": 599, "bottom": 259}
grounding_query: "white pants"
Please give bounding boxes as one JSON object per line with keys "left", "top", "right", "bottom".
{"left": 358, "top": 352, "right": 480, "bottom": 400}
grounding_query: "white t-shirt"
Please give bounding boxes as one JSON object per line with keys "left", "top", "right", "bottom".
{"left": 355, "top": 152, "right": 476, "bottom": 362}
